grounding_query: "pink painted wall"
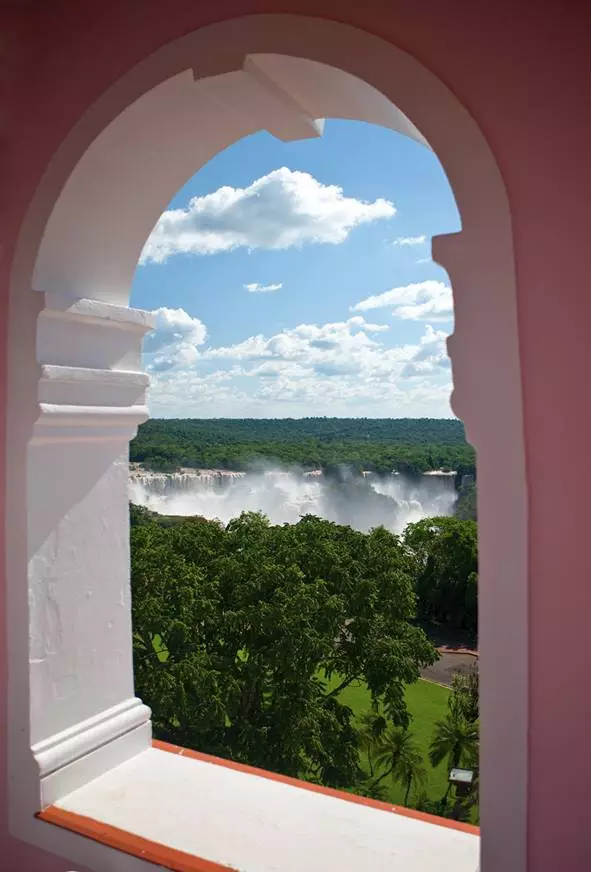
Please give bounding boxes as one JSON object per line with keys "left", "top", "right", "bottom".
{"left": 2, "top": 1, "right": 591, "bottom": 869}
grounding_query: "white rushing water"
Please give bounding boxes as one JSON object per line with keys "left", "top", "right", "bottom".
{"left": 129, "top": 467, "right": 457, "bottom": 534}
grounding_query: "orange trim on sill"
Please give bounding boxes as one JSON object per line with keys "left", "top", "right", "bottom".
{"left": 154, "top": 738, "right": 480, "bottom": 836}
{"left": 37, "top": 806, "right": 233, "bottom": 872}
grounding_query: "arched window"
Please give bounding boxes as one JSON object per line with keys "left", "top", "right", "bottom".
{"left": 7, "top": 16, "right": 525, "bottom": 872}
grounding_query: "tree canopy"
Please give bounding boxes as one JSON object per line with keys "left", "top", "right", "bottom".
{"left": 131, "top": 507, "right": 437, "bottom": 787}
{"left": 405, "top": 517, "right": 478, "bottom": 633}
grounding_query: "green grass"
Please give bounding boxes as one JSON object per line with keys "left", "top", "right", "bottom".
{"left": 334, "top": 677, "right": 451, "bottom": 805}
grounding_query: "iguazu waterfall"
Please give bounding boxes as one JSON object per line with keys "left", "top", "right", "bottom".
{"left": 129, "top": 466, "right": 457, "bottom": 533}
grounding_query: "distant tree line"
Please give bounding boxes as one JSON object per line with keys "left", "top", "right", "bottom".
{"left": 130, "top": 417, "right": 476, "bottom": 477}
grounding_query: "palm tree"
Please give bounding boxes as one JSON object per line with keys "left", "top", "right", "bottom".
{"left": 429, "top": 711, "right": 479, "bottom": 800}
{"left": 370, "top": 726, "right": 427, "bottom": 805}
{"left": 357, "top": 710, "right": 388, "bottom": 777}
{"left": 461, "top": 741, "right": 480, "bottom": 819}
{"left": 450, "top": 665, "right": 479, "bottom": 724}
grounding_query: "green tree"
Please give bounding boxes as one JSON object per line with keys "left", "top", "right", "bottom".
{"left": 450, "top": 665, "right": 479, "bottom": 723}
{"left": 455, "top": 480, "right": 477, "bottom": 521}
{"left": 370, "top": 726, "right": 427, "bottom": 804}
{"left": 357, "top": 709, "right": 388, "bottom": 777}
{"left": 447, "top": 666, "right": 479, "bottom": 817}
{"left": 131, "top": 510, "right": 437, "bottom": 789}
{"left": 405, "top": 517, "right": 478, "bottom": 632}
{"left": 429, "top": 710, "right": 479, "bottom": 799}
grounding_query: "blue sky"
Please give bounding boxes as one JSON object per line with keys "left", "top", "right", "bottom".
{"left": 131, "top": 120, "right": 460, "bottom": 418}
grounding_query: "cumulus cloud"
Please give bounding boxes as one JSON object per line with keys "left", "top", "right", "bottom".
{"left": 140, "top": 168, "right": 396, "bottom": 263}
{"left": 148, "top": 368, "right": 251, "bottom": 416}
{"left": 391, "top": 235, "right": 427, "bottom": 246}
{"left": 244, "top": 282, "right": 283, "bottom": 293}
{"left": 144, "top": 307, "right": 207, "bottom": 371}
{"left": 351, "top": 280, "right": 453, "bottom": 321}
{"left": 401, "top": 325, "right": 450, "bottom": 378}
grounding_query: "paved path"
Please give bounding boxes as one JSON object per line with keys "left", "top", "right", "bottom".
{"left": 421, "top": 651, "right": 478, "bottom": 687}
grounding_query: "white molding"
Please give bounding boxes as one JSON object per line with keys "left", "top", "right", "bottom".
{"left": 38, "top": 367, "right": 150, "bottom": 420}
{"left": 190, "top": 60, "right": 324, "bottom": 146}
{"left": 242, "top": 55, "right": 325, "bottom": 141}
{"left": 32, "top": 697, "right": 151, "bottom": 778}
{"left": 40, "top": 365, "right": 150, "bottom": 389}
{"left": 243, "top": 53, "right": 429, "bottom": 149}
{"left": 31, "top": 404, "right": 149, "bottom": 444}
{"left": 42, "top": 294, "right": 154, "bottom": 333}
{"left": 39, "top": 722, "right": 152, "bottom": 810}
{"left": 36, "top": 403, "right": 149, "bottom": 426}
{"left": 34, "top": 295, "right": 151, "bottom": 439}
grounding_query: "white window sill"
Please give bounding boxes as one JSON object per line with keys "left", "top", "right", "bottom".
{"left": 39, "top": 743, "right": 480, "bottom": 872}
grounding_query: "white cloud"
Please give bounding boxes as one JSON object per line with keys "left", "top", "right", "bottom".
{"left": 401, "top": 325, "right": 450, "bottom": 378}
{"left": 140, "top": 168, "right": 396, "bottom": 263}
{"left": 148, "top": 368, "right": 252, "bottom": 416}
{"left": 244, "top": 282, "right": 283, "bottom": 293}
{"left": 144, "top": 307, "right": 207, "bottom": 371}
{"left": 148, "top": 365, "right": 453, "bottom": 418}
{"left": 391, "top": 235, "right": 427, "bottom": 246}
{"left": 351, "top": 280, "right": 453, "bottom": 322}
{"left": 203, "top": 316, "right": 391, "bottom": 367}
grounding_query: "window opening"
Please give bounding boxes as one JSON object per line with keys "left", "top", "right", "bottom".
{"left": 128, "top": 119, "right": 479, "bottom": 823}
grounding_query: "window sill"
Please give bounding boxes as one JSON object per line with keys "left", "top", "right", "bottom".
{"left": 36, "top": 739, "right": 479, "bottom": 872}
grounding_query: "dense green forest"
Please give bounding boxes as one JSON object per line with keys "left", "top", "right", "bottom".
{"left": 130, "top": 417, "right": 476, "bottom": 476}
{"left": 130, "top": 506, "right": 479, "bottom": 816}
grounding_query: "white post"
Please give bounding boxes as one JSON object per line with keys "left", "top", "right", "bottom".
{"left": 27, "top": 293, "right": 154, "bottom": 807}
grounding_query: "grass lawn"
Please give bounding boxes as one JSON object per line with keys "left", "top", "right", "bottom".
{"left": 334, "top": 677, "right": 451, "bottom": 805}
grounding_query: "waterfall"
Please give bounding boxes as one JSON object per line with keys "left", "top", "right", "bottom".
{"left": 129, "top": 466, "right": 457, "bottom": 533}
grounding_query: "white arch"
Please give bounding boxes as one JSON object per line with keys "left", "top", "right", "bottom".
{"left": 32, "top": 54, "right": 433, "bottom": 304}
{"left": 8, "top": 16, "right": 527, "bottom": 872}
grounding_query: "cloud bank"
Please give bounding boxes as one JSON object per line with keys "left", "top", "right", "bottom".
{"left": 144, "top": 307, "right": 453, "bottom": 418}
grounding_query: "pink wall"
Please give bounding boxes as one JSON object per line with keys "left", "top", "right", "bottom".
{"left": 2, "top": 1, "right": 591, "bottom": 869}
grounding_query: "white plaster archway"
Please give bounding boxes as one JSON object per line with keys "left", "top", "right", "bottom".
{"left": 7, "top": 15, "right": 527, "bottom": 872}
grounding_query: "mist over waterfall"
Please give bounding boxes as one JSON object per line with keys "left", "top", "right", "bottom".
{"left": 129, "top": 466, "right": 457, "bottom": 533}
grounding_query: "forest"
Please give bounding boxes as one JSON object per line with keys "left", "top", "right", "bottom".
{"left": 130, "top": 505, "right": 479, "bottom": 817}
{"left": 130, "top": 417, "right": 476, "bottom": 476}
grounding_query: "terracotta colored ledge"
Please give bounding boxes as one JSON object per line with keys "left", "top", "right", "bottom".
{"left": 37, "top": 804, "right": 232, "bottom": 872}
{"left": 37, "top": 739, "right": 479, "bottom": 872}
{"left": 154, "top": 738, "right": 480, "bottom": 836}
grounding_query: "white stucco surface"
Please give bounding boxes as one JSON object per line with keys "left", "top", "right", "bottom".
{"left": 55, "top": 748, "right": 480, "bottom": 872}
